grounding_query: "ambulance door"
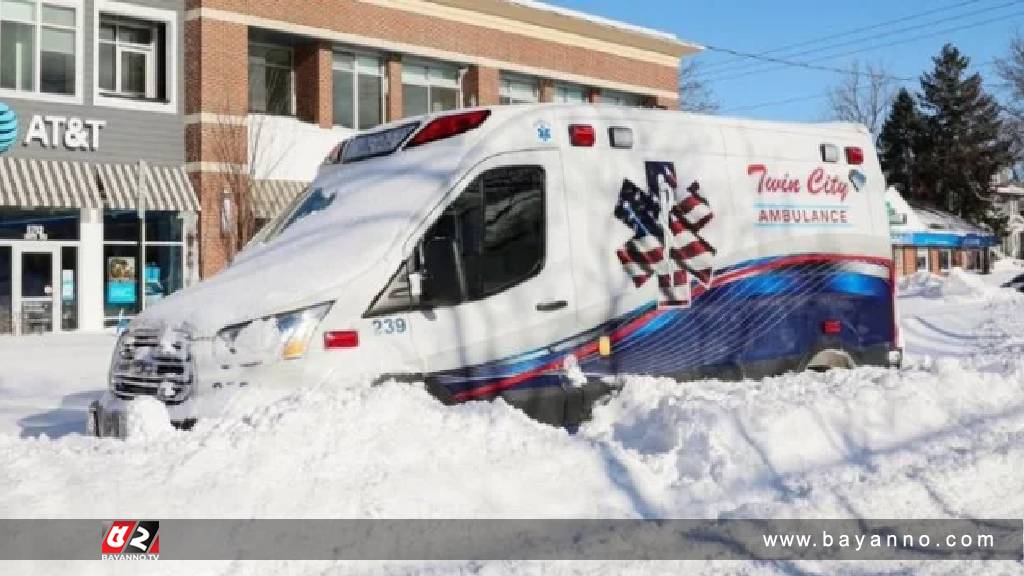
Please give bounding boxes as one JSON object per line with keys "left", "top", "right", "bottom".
{"left": 407, "top": 150, "right": 578, "bottom": 394}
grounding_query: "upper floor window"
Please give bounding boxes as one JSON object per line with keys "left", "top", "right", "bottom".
{"left": 0, "top": 0, "right": 77, "bottom": 96}
{"left": 602, "top": 89, "right": 641, "bottom": 107}
{"left": 553, "top": 83, "right": 586, "bottom": 104}
{"left": 499, "top": 74, "right": 538, "bottom": 105}
{"left": 402, "top": 61, "right": 459, "bottom": 117}
{"left": 332, "top": 52, "right": 384, "bottom": 130}
{"left": 98, "top": 16, "right": 165, "bottom": 100}
{"left": 249, "top": 43, "right": 293, "bottom": 116}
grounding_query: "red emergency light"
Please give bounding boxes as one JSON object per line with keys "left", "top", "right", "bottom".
{"left": 822, "top": 320, "right": 842, "bottom": 335}
{"left": 406, "top": 110, "right": 491, "bottom": 148}
{"left": 845, "top": 146, "right": 864, "bottom": 165}
{"left": 569, "top": 124, "right": 596, "bottom": 147}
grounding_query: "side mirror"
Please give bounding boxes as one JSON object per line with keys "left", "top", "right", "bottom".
{"left": 408, "top": 271, "right": 423, "bottom": 299}
{"left": 421, "top": 237, "right": 466, "bottom": 306}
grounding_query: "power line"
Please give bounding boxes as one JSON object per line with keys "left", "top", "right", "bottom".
{"left": 697, "top": 45, "right": 912, "bottom": 82}
{"left": 705, "top": 9, "right": 1024, "bottom": 84}
{"left": 696, "top": 0, "right": 985, "bottom": 75}
{"left": 697, "top": 0, "right": 1023, "bottom": 81}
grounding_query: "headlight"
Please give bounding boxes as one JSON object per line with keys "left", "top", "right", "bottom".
{"left": 215, "top": 302, "right": 333, "bottom": 364}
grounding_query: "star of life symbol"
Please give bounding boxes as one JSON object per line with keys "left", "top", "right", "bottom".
{"left": 535, "top": 121, "right": 552, "bottom": 142}
{"left": 614, "top": 162, "right": 716, "bottom": 307}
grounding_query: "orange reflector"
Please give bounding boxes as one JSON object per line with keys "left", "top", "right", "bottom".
{"left": 822, "top": 320, "right": 842, "bottom": 335}
{"left": 598, "top": 336, "right": 612, "bottom": 357}
{"left": 324, "top": 330, "right": 359, "bottom": 349}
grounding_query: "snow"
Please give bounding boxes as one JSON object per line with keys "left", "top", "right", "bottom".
{"left": 2, "top": 270, "right": 1024, "bottom": 574}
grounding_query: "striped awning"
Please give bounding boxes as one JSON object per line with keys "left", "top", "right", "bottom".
{"left": 0, "top": 157, "right": 104, "bottom": 208}
{"left": 252, "top": 179, "right": 308, "bottom": 220}
{"left": 96, "top": 162, "right": 199, "bottom": 212}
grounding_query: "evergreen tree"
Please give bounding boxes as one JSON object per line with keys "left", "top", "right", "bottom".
{"left": 915, "top": 44, "right": 1012, "bottom": 222}
{"left": 877, "top": 88, "right": 923, "bottom": 197}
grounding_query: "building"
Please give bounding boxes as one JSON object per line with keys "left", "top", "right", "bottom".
{"left": 0, "top": 0, "right": 196, "bottom": 335}
{"left": 993, "top": 171, "right": 1024, "bottom": 260}
{"left": 886, "top": 187, "right": 998, "bottom": 277}
{"left": 0, "top": 0, "right": 696, "bottom": 335}
{"left": 184, "top": 0, "right": 698, "bottom": 278}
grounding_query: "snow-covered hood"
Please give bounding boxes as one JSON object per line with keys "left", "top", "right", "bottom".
{"left": 138, "top": 145, "right": 468, "bottom": 336}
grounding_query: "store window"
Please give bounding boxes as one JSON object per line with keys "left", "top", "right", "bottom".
{"left": 332, "top": 52, "right": 384, "bottom": 130}
{"left": 553, "top": 83, "right": 586, "bottom": 104}
{"left": 402, "top": 61, "right": 459, "bottom": 117}
{"left": 60, "top": 245, "right": 76, "bottom": 330}
{"left": 0, "top": 208, "right": 78, "bottom": 240}
{"left": 938, "top": 249, "right": 951, "bottom": 272}
{"left": 915, "top": 248, "right": 928, "bottom": 272}
{"left": 893, "top": 247, "right": 903, "bottom": 276}
{"left": 602, "top": 89, "right": 642, "bottom": 107}
{"left": 249, "top": 43, "right": 294, "bottom": 116}
{"left": 0, "top": 0, "right": 78, "bottom": 96}
{"left": 103, "top": 210, "right": 184, "bottom": 325}
{"left": 499, "top": 74, "right": 538, "bottom": 105}
{"left": 98, "top": 15, "right": 166, "bottom": 100}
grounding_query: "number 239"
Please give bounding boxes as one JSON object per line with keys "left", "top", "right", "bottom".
{"left": 372, "top": 318, "right": 407, "bottom": 335}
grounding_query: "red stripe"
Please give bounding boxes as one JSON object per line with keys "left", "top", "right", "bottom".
{"left": 670, "top": 242, "right": 709, "bottom": 261}
{"left": 677, "top": 195, "right": 703, "bottom": 213}
{"left": 453, "top": 309, "right": 663, "bottom": 401}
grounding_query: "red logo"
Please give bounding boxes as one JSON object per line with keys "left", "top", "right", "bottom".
{"left": 102, "top": 520, "right": 160, "bottom": 559}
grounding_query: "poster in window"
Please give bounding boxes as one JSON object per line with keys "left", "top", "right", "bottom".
{"left": 106, "top": 256, "right": 136, "bottom": 305}
{"left": 144, "top": 264, "right": 164, "bottom": 302}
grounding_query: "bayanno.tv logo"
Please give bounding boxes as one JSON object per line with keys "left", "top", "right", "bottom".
{"left": 101, "top": 520, "right": 160, "bottom": 560}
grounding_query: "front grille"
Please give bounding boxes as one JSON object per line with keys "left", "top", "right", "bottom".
{"left": 110, "top": 327, "right": 194, "bottom": 404}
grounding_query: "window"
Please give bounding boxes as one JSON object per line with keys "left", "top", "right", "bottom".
{"left": 915, "top": 248, "right": 929, "bottom": 272}
{"left": 893, "top": 247, "right": 903, "bottom": 276}
{"left": 0, "top": 207, "right": 78, "bottom": 239}
{"left": 103, "top": 210, "right": 184, "bottom": 324}
{"left": 499, "top": 74, "right": 538, "bottom": 105}
{"left": 938, "top": 249, "right": 951, "bottom": 272}
{"left": 553, "top": 83, "right": 586, "bottom": 104}
{"left": 0, "top": 0, "right": 78, "bottom": 96}
{"left": 602, "top": 90, "right": 641, "bottom": 107}
{"left": 402, "top": 61, "right": 459, "bottom": 117}
{"left": 333, "top": 52, "right": 384, "bottom": 130}
{"left": 368, "top": 166, "right": 545, "bottom": 315}
{"left": 98, "top": 15, "right": 165, "bottom": 100}
{"left": 249, "top": 43, "right": 294, "bottom": 115}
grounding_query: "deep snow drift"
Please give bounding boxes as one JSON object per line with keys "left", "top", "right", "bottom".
{"left": 1, "top": 265, "right": 1023, "bottom": 575}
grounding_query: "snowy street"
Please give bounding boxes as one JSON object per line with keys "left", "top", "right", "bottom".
{"left": 1, "top": 264, "right": 1023, "bottom": 574}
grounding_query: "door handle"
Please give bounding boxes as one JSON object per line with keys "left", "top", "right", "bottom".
{"left": 536, "top": 300, "right": 568, "bottom": 312}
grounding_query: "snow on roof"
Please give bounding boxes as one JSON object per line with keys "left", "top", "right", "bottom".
{"left": 502, "top": 0, "right": 681, "bottom": 43}
{"left": 886, "top": 186, "right": 992, "bottom": 236}
{"left": 996, "top": 184, "right": 1024, "bottom": 197}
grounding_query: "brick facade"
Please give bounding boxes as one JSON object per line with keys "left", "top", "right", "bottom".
{"left": 185, "top": 0, "right": 690, "bottom": 277}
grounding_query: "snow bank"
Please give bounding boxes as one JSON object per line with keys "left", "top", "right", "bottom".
{"left": 899, "top": 268, "right": 1023, "bottom": 303}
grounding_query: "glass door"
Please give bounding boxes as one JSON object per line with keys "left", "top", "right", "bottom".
{"left": 13, "top": 247, "right": 59, "bottom": 334}
{"left": 0, "top": 246, "right": 10, "bottom": 334}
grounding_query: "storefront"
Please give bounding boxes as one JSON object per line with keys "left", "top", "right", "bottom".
{"left": 886, "top": 187, "right": 998, "bottom": 277}
{"left": 0, "top": 0, "right": 196, "bottom": 335}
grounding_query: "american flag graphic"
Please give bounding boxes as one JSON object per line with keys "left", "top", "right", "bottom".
{"left": 614, "top": 162, "right": 716, "bottom": 307}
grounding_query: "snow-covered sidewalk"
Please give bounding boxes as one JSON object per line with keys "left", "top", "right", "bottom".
{"left": 0, "top": 266, "right": 1022, "bottom": 574}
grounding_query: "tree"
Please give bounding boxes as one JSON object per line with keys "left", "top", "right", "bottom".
{"left": 914, "top": 44, "right": 1012, "bottom": 223}
{"left": 678, "top": 60, "right": 718, "bottom": 113}
{"left": 877, "top": 88, "right": 924, "bottom": 196}
{"left": 996, "top": 32, "right": 1024, "bottom": 161}
{"left": 825, "top": 61, "right": 895, "bottom": 136}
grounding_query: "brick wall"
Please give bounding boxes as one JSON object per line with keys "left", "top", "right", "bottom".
{"left": 295, "top": 41, "right": 333, "bottom": 128}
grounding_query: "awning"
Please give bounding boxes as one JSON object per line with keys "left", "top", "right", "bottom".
{"left": 0, "top": 157, "right": 104, "bottom": 208}
{"left": 96, "top": 162, "right": 200, "bottom": 212}
{"left": 252, "top": 179, "right": 307, "bottom": 220}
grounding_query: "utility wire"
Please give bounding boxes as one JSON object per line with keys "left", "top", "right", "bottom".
{"left": 696, "top": 0, "right": 985, "bottom": 75}
{"left": 705, "top": 10, "right": 1024, "bottom": 84}
{"left": 697, "top": 0, "right": 1023, "bottom": 81}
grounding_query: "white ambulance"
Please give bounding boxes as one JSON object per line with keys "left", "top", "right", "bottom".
{"left": 90, "top": 104, "right": 900, "bottom": 435}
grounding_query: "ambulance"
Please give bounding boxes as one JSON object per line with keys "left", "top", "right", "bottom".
{"left": 89, "top": 104, "right": 901, "bottom": 435}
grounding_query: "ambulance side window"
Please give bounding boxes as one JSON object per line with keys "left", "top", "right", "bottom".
{"left": 364, "top": 166, "right": 545, "bottom": 316}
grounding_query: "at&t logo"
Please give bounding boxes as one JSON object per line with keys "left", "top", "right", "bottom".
{"left": 0, "top": 102, "right": 17, "bottom": 153}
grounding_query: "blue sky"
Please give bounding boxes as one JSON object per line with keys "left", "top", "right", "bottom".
{"left": 545, "top": 0, "right": 1023, "bottom": 121}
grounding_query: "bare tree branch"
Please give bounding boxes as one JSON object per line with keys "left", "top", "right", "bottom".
{"left": 679, "top": 60, "right": 719, "bottom": 113}
{"left": 825, "top": 61, "right": 896, "bottom": 136}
